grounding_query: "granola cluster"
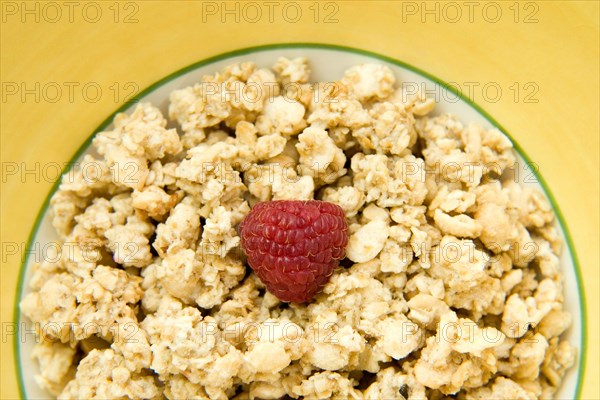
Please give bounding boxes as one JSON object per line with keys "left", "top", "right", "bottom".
{"left": 21, "top": 57, "right": 575, "bottom": 399}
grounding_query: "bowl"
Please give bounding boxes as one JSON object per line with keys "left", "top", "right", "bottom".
{"left": 15, "top": 44, "right": 585, "bottom": 399}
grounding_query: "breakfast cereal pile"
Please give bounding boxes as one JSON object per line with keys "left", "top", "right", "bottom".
{"left": 21, "top": 57, "right": 576, "bottom": 399}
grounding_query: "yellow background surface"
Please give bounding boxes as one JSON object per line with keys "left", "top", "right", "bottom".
{"left": 1, "top": 1, "right": 598, "bottom": 399}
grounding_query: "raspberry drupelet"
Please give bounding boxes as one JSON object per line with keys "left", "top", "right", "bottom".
{"left": 239, "top": 200, "right": 349, "bottom": 303}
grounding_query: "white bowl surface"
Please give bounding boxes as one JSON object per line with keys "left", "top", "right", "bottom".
{"left": 16, "top": 45, "right": 583, "bottom": 399}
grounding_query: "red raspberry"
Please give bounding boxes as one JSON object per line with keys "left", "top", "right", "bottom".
{"left": 239, "top": 200, "right": 348, "bottom": 303}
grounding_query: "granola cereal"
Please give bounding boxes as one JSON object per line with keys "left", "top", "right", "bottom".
{"left": 21, "top": 57, "right": 576, "bottom": 399}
